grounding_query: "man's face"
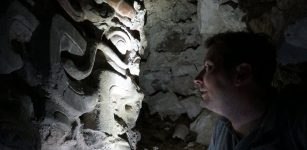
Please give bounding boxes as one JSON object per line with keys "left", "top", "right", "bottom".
{"left": 194, "top": 48, "right": 234, "bottom": 114}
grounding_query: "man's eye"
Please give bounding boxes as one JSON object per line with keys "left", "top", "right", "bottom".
{"left": 204, "top": 64, "right": 211, "bottom": 72}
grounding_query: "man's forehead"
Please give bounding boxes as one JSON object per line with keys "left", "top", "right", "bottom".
{"left": 204, "top": 47, "right": 213, "bottom": 63}
{"left": 203, "top": 47, "right": 222, "bottom": 66}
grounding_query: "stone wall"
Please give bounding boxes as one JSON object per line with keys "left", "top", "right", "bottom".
{"left": 138, "top": 0, "right": 217, "bottom": 149}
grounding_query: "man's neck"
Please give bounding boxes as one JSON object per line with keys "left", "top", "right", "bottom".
{"left": 225, "top": 96, "right": 268, "bottom": 137}
{"left": 232, "top": 114, "right": 264, "bottom": 138}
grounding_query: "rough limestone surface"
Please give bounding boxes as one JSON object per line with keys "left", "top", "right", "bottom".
{"left": 277, "top": 17, "right": 307, "bottom": 65}
{"left": 146, "top": 91, "right": 185, "bottom": 120}
{"left": 198, "top": 0, "right": 246, "bottom": 36}
{"left": 284, "top": 17, "right": 307, "bottom": 49}
{"left": 139, "top": 0, "right": 213, "bottom": 149}
{"left": 140, "top": 0, "right": 205, "bottom": 123}
{"left": 180, "top": 96, "right": 203, "bottom": 119}
{"left": 190, "top": 111, "right": 219, "bottom": 145}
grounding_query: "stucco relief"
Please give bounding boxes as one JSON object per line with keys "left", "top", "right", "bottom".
{"left": 38, "top": 0, "right": 146, "bottom": 149}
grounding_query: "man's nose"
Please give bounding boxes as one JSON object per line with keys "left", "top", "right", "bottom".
{"left": 194, "top": 79, "right": 202, "bottom": 86}
{"left": 194, "top": 70, "right": 204, "bottom": 86}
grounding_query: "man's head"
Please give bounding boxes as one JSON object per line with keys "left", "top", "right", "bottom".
{"left": 194, "top": 31, "right": 277, "bottom": 115}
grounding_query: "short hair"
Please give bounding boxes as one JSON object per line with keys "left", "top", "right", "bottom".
{"left": 205, "top": 31, "right": 277, "bottom": 88}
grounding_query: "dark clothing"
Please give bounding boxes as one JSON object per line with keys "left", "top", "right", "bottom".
{"left": 208, "top": 98, "right": 307, "bottom": 150}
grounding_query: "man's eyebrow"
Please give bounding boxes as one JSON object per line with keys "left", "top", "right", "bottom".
{"left": 204, "top": 54, "right": 211, "bottom": 61}
{"left": 204, "top": 59, "right": 211, "bottom": 64}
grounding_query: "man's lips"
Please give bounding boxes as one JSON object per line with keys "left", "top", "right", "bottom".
{"left": 199, "top": 89, "right": 207, "bottom": 95}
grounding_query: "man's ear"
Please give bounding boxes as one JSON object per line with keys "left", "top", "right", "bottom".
{"left": 234, "top": 63, "right": 252, "bottom": 86}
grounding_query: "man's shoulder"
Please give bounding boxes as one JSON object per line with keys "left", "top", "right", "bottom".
{"left": 208, "top": 116, "right": 239, "bottom": 150}
{"left": 214, "top": 116, "right": 231, "bottom": 129}
{"left": 212, "top": 116, "right": 234, "bottom": 138}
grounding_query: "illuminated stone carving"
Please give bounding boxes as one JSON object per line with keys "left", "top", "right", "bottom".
{"left": 98, "top": 70, "right": 143, "bottom": 149}
{"left": 37, "top": 0, "right": 146, "bottom": 149}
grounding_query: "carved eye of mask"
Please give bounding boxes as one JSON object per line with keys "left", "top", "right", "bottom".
{"left": 106, "top": 30, "right": 132, "bottom": 54}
